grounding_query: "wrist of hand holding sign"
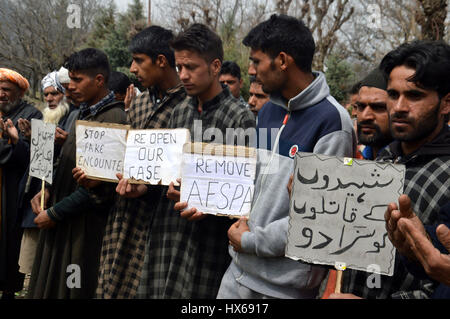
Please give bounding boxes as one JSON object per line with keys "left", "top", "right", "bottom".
{"left": 31, "top": 188, "right": 50, "bottom": 215}
{"left": 72, "top": 167, "right": 101, "bottom": 189}
{"left": 169, "top": 178, "right": 206, "bottom": 221}
{"left": 228, "top": 217, "right": 250, "bottom": 252}
{"left": 34, "top": 209, "right": 56, "bottom": 229}
{"left": 167, "top": 179, "right": 181, "bottom": 201}
{"left": 115, "top": 173, "right": 148, "bottom": 198}
{"left": 174, "top": 201, "right": 206, "bottom": 221}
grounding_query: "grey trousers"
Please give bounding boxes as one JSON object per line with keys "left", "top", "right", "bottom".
{"left": 216, "top": 266, "right": 275, "bottom": 299}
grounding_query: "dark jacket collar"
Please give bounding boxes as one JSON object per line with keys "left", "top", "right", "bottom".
{"left": 189, "top": 84, "right": 231, "bottom": 112}
{"left": 79, "top": 91, "right": 120, "bottom": 120}
{"left": 148, "top": 82, "right": 185, "bottom": 106}
{"left": 378, "top": 124, "right": 450, "bottom": 162}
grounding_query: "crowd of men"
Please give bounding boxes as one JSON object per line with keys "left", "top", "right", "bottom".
{"left": 0, "top": 14, "right": 448, "bottom": 300}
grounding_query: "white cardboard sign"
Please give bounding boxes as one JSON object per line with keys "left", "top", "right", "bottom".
{"left": 29, "top": 119, "right": 56, "bottom": 184}
{"left": 123, "top": 128, "right": 190, "bottom": 185}
{"left": 76, "top": 120, "right": 129, "bottom": 182}
{"left": 285, "top": 152, "right": 405, "bottom": 276}
{"left": 180, "top": 143, "right": 257, "bottom": 218}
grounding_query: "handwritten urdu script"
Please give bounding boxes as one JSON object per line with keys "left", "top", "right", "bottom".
{"left": 286, "top": 152, "right": 405, "bottom": 276}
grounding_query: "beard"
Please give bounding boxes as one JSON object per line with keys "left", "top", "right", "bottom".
{"left": 259, "top": 60, "right": 282, "bottom": 94}
{"left": 0, "top": 98, "right": 20, "bottom": 114}
{"left": 42, "top": 100, "right": 70, "bottom": 124}
{"left": 357, "top": 121, "right": 392, "bottom": 147}
{"left": 389, "top": 101, "right": 441, "bottom": 143}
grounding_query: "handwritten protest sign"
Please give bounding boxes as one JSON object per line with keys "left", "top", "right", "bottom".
{"left": 76, "top": 120, "right": 130, "bottom": 182}
{"left": 285, "top": 152, "right": 405, "bottom": 276}
{"left": 123, "top": 128, "right": 190, "bottom": 185}
{"left": 29, "top": 119, "right": 56, "bottom": 184}
{"left": 180, "top": 143, "right": 257, "bottom": 218}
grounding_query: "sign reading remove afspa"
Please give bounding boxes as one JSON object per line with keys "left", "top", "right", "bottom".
{"left": 29, "top": 119, "right": 56, "bottom": 184}
{"left": 286, "top": 152, "right": 405, "bottom": 276}
{"left": 123, "top": 128, "right": 190, "bottom": 185}
{"left": 76, "top": 120, "right": 129, "bottom": 182}
{"left": 180, "top": 143, "right": 257, "bottom": 218}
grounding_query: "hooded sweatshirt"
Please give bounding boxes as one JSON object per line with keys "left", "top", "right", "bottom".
{"left": 227, "top": 72, "right": 356, "bottom": 298}
{"left": 258, "top": 71, "right": 356, "bottom": 158}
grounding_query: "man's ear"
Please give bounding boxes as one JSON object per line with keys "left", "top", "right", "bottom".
{"left": 239, "top": 78, "right": 243, "bottom": 89}
{"left": 277, "top": 52, "right": 293, "bottom": 71}
{"left": 18, "top": 88, "right": 25, "bottom": 99}
{"left": 441, "top": 92, "right": 450, "bottom": 115}
{"left": 156, "top": 54, "right": 168, "bottom": 68}
{"left": 95, "top": 74, "right": 106, "bottom": 88}
{"left": 210, "top": 59, "right": 222, "bottom": 77}
{"left": 9, "top": 83, "right": 25, "bottom": 99}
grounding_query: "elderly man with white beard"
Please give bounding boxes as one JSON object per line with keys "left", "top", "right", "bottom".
{"left": 41, "top": 71, "right": 70, "bottom": 124}
{"left": 18, "top": 68, "right": 77, "bottom": 141}
{"left": 18, "top": 70, "right": 77, "bottom": 138}
{"left": 41, "top": 70, "right": 78, "bottom": 148}
{"left": 16, "top": 70, "right": 79, "bottom": 287}
{"left": 0, "top": 68, "right": 42, "bottom": 299}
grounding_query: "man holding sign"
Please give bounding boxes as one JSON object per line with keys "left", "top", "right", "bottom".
{"left": 137, "top": 23, "right": 256, "bottom": 299}
{"left": 334, "top": 41, "right": 450, "bottom": 299}
{"left": 92, "top": 26, "right": 188, "bottom": 299}
{"left": 17, "top": 70, "right": 78, "bottom": 280}
{"left": 28, "top": 48, "right": 127, "bottom": 299}
{"left": 217, "top": 15, "right": 355, "bottom": 299}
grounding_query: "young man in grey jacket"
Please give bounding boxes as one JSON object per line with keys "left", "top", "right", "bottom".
{"left": 218, "top": 14, "right": 356, "bottom": 299}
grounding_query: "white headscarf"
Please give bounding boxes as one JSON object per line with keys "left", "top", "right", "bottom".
{"left": 41, "top": 70, "right": 65, "bottom": 93}
{"left": 57, "top": 66, "right": 70, "bottom": 85}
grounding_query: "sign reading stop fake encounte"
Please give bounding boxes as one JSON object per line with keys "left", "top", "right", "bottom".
{"left": 76, "top": 120, "right": 129, "bottom": 182}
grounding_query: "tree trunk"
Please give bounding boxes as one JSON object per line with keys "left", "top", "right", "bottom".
{"left": 416, "top": 0, "right": 448, "bottom": 40}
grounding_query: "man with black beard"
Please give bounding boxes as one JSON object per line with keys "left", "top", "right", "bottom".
{"left": 332, "top": 40, "right": 450, "bottom": 299}
{"left": 0, "top": 68, "right": 42, "bottom": 299}
{"left": 355, "top": 68, "right": 393, "bottom": 160}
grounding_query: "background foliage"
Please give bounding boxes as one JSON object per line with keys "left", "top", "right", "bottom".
{"left": 0, "top": 0, "right": 448, "bottom": 104}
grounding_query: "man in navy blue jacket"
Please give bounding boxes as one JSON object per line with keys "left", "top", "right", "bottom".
{"left": 218, "top": 14, "right": 355, "bottom": 299}
{"left": 246, "top": 15, "right": 356, "bottom": 158}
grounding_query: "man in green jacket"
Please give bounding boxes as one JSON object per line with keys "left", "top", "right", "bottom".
{"left": 27, "top": 48, "right": 127, "bottom": 299}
